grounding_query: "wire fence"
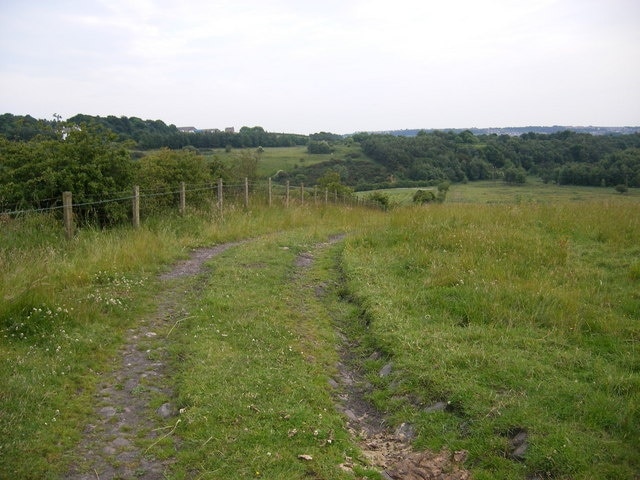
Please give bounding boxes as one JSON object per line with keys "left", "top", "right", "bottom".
{"left": 1, "top": 178, "right": 381, "bottom": 239}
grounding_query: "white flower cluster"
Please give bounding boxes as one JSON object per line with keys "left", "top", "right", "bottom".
{"left": 86, "top": 270, "right": 147, "bottom": 310}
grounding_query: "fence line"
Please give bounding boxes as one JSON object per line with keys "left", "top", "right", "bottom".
{"left": 1, "top": 178, "right": 378, "bottom": 240}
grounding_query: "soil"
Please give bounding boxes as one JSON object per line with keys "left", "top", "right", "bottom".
{"left": 66, "top": 237, "right": 471, "bottom": 479}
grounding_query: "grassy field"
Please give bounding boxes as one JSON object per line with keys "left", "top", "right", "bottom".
{"left": 1, "top": 183, "right": 639, "bottom": 478}
{"left": 202, "top": 144, "right": 361, "bottom": 177}
{"left": 340, "top": 200, "right": 640, "bottom": 478}
{"left": 359, "top": 179, "right": 640, "bottom": 206}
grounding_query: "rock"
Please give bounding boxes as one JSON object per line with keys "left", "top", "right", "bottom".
{"left": 157, "top": 402, "right": 174, "bottom": 419}
{"left": 424, "top": 401, "right": 449, "bottom": 413}
{"left": 509, "top": 429, "right": 528, "bottom": 461}
{"left": 394, "top": 422, "right": 416, "bottom": 441}
{"left": 343, "top": 409, "right": 359, "bottom": 422}
{"left": 99, "top": 406, "right": 117, "bottom": 417}
{"left": 379, "top": 362, "right": 393, "bottom": 377}
{"left": 112, "top": 437, "right": 130, "bottom": 447}
{"left": 103, "top": 445, "right": 117, "bottom": 455}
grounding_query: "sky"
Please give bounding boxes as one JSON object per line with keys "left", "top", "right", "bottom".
{"left": 1, "top": 0, "right": 639, "bottom": 134}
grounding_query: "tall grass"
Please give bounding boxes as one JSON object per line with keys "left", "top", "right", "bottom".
{"left": 340, "top": 200, "right": 640, "bottom": 479}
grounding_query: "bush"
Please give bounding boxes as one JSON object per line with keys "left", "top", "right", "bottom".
{"left": 367, "top": 191, "right": 390, "bottom": 210}
{"left": 413, "top": 189, "right": 436, "bottom": 204}
{"left": 0, "top": 124, "right": 134, "bottom": 226}
{"left": 307, "top": 140, "right": 332, "bottom": 154}
{"left": 135, "top": 148, "right": 213, "bottom": 213}
{"left": 614, "top": 184, "right": 628, "bottom": 194}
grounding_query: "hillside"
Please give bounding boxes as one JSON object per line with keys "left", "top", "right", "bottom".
{"left": 284, "top": 129, "right": 640, "bottom": 189}
{"left": 369, "top": 126, "right": 640, "bottom": 137}
{"left": 2, "top": 113, "right": 640, "bottom": 205}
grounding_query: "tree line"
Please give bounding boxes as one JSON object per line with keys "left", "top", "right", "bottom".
{"left": 277, "top": 129, "right": 640, "bottom": 190}
{"left": 352, "top": 129, "right": 640, "bottom": 188}
{"left": 0, "top": 124, "right": 245, "bottom": 225}
{"left": 0, "top": 114, "right": 309, "bottom": 150}
{"left": 1, "top": 113, "right": 639, "bottom": 226}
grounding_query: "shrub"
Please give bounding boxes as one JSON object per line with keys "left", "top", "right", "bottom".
{"left": 413, "top": 189, "right": 436, "bottom": 204}
{"left": 367, "top": 191, "right": 390, "bottom": 210}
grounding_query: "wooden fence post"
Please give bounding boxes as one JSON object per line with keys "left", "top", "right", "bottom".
{"left": 217, "top": 178, "right": 223, "bottom": 211}
{"left": 300, "top": 183, "right": 304, "bottom": 205}
{"left": 244, "top": 177, "right": 249, "bottom": 208}
{"left": 132, "top": 185, "right": 140, "bottom": 228}
{"left": 63, "top": 191, "right": 73, "bottom": 240}
{"left": 286, "top": 180, "right": 290, "bottom": 207}
{"left": 179, "top": 182, "right": 186, "bottom": 215}
{"left": 314, "top": 186, "right": 317, "bottom": 205}
{"left": 268, "top": 177, "right": 272, "bottom": 207}
{"left": 325, "top": 188, "right": 329, "bottom": 205}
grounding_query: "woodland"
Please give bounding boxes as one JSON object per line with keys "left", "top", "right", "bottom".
{"left": 1, "top": 113, "right": 639, "bottom": 220}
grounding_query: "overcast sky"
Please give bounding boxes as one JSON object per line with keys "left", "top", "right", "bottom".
{"left": 1, "top": 0, "right": 639, "bottom": 134}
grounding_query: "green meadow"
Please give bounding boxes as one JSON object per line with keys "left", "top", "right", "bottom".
{"left": 1, "top": 184, "right": 638, "bottom": 479}
{"left": 360, "top": 179, "right": 640, "bottom": 206}
{"left": 202, "top": 143, "right": 363, "bottom": 177}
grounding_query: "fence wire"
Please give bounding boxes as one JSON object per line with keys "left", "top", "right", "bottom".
{"left": 1, "top": 179, "right": 376, "bottom": 218}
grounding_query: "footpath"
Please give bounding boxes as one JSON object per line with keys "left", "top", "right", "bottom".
{"left": 65, "top": 236, "right": 469, "bottom": 480}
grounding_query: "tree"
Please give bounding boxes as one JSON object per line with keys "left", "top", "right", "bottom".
{"left": 232, "top": 150, "right": 259, "bottom": 183}
{"left": 504, "top": 167, "right": 527, "bottom": 185}
{"left": 317, "top": 171, "right": 353, "bottom": 198}
{"left": 308, "top": 140, "right": 332, "bottom": 154}
{"left": 135, "top": 148, "right": 213, "bottom": 212}
{"left": 0, "top": 123, "right": 134, "bottom": 225}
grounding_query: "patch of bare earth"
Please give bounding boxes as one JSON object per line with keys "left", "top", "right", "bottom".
{"left": 295, "top": 238, "right": 472, "bottom": 480}
{"left": 333, "top": 352, "right": 471, "bottom": 480}
{"left": 65, "top": 243, "right": 240, "bottom": 480}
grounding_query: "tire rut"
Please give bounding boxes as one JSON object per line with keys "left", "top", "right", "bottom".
{"left": 65, "top": 242, "right": 241, "bottom": 480}
{"left": 296, "top": 238, "right": 471, "bottom": 480}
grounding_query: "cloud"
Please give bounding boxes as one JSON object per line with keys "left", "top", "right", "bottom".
{"left": 1, "top": 0, "right": 638, "bottom": 132}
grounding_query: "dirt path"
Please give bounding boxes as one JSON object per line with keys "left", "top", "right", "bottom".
{"left": 295, "top": 238, "right": 472, "bottom": 480}
{"left": 65, "top": 243, "right": 241, "bottom": 480}
{"left": 66, "top": 237, "right": 470, "bottom": 480}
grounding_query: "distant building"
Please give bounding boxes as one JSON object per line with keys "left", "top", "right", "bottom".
{"left": 178, "top": 126, "right": 236, "bottom": 134}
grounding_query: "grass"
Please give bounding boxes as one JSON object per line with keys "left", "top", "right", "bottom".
{"left": 166, "top": 231, "right": 380, "bottom": 479}
{"left": 447, "top": 178, "right": 640, "bottom": 204}
{"left": 1, "top": 182, "right": 639, "bottom": 479}
{"left": 361, "top": 179, "right": 640, "bottom": 206}
{"left": 202, "top": 144, "right": 361, "bottom": 177}
{"left": 0, "top": 205, "right": 379, "bottom": 478}
{"left": 339, "top": 200, "right": 640, "bottom": 479}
